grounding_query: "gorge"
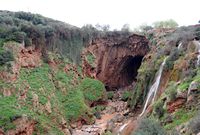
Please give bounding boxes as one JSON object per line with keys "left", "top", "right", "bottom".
{"left": 0, "top": 11, "right": 200, "bottom": 135}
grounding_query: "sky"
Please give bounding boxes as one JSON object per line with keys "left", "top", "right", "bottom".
{"left": 0, "top": 0, "right": 199, "bottom": 30}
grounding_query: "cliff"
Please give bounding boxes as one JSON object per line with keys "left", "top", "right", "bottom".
{"left": 82, "top": 32, "right": 149, "bottom": 90}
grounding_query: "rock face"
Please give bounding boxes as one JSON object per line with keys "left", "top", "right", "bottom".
{"left": 6, "top": 116, "right": 36, "bottom": 135}
{"left": 0, "top": 43, "right": 41, "bottom": 82}
{"left": 82, "top": 33, "right": 149, "bottom": 89}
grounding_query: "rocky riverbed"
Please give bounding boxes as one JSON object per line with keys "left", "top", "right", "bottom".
{"left": 71, "top": 91, "right": 135, "bottom": 135}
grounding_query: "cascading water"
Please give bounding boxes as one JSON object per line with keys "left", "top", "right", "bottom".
{"left": 196, "top": 41, "right": 200, "bottom": 66}
{"left": 178, "top": 42, "right": 182, "bottom": 50}
{"left": 139, "top": 57, "right": 168, "bottom": 117}
{"left": 117, "top": 123, "right": 128, "bottom": 135}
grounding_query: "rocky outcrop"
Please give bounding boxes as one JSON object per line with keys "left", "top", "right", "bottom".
{"left": 0, "top": 43, "right": 41, "bottom": 82}
{"left": 82, "top": 33, "right": 149, "bottom": 89}
{"left": 5, "top": 116, "right": 36, "bottom": 135}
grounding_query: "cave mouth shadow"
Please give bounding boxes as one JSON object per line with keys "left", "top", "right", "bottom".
{"left": 119, "top": 55, "right": 144, "bottom": 88}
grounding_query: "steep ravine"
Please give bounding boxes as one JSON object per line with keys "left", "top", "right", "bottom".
{"left": 1, "top": 11, "right": 200, "bottom": 134}
{"left": 76, "top": 33, "right": 149, "bottom": 135}
{"left": 72, "top": 91, "right": 138, "bottom": 135}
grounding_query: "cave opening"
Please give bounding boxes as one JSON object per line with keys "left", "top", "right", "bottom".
{"left": 119, "top": 55, "right": 144, "bottom": 88}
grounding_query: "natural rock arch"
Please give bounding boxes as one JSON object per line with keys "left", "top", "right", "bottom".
{"left": 82, "top": 33, "right": 149, "bottom": 90}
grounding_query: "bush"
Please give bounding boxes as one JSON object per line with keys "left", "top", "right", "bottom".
{"left": 0, "top": 96, "right": 18, "bottom": 131}
{"left": 164, "top": 48, "right": 179, "bottom": 71}
{"left": 0, "top": 49, "right": 14, "bottom": 66}
{"left": 79, "top": 78, "right": 105, "bottom": 103}
{"left": 107, "top": 91, "right": 114, "bottom": 100}
{"left": 122, "top": 91, "right": 132, "bottom": 101}
{"left": 165, "top": 81, "right": 177, "bottom": 101}
{"left": 164, "top": 109, "right": 196, "bottom": 130}
{"left": 64, "top": 89, "right": 93, "bottom": 122}
{"left": 134, "top": 118, "right": 166, "bottom": 135}
{"left": 153, "top": 19, "right": 178, "bottom": 28}
{"left": 153, "top": 99, "right": 165, "bottom": 118}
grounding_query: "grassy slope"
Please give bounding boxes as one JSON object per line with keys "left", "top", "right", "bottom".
{"left": 0, "top": 59, "right": 105, "bottom": 134}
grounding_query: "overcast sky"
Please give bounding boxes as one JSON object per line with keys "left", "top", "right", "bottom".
{"left": 0, "top": 0, "right": 199, "bottom": 30}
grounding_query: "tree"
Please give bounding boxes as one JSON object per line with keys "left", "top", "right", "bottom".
{"left": 139, "top": 23, "right": 153, "bottom": 32}
{"left": 153, "top": 19, "right": 178, "bottom": 28}
{"left": 121, "top": 24, "right": 131, "bottom": 32}
{"left": 95, "top": 23, "right": 110, "bottom": 32}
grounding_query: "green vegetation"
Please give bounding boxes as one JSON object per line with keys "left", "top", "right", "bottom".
{"left": 153, "top": 19, "right": 178, "bottom": 28}
{"left": 0, "top": 49, "right": 14, "bottom": 66}
{"left": 178, "top": 80, "right": 191, "bottom": 92}
{"left": 86, "top": 53, "right": 95, "bottom": 67}
{"left": 134, "top": 118, "right": 166, "bottom": 135}
{"left": 64, "top": 88, "right": 93, "bottom": 122}
{"left": 129, "top": 55, "right": 163, "bottom": 110}
{"left": 79, "top": 78, "right": 105, "bottom": 103}
{"left": 0, "top": 96, "right": 19, "bottom": 131}
{"left": 164, "top": 81, "right": 177, "bottom": 101}
{"left": 164, "top": 108, "right": 196, "bottom": 130}
{"left": 92, "top": 105, "right": 106, "bottom": 114}
{"left": 0, "top": 62, "right": 103, "bottom": 133}
{"left": 122, "top": 91, "right": 132, "bottom": 101}
{"left": 0, "top": 11, "right": 94, "bottom": 64}
{"left": 107, "top": 91, "right": 114, "bottom": 100}
{"left": 153, "top": 99, "right": 165, "bottom": 118}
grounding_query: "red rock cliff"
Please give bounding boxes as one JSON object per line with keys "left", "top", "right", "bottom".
{"left": 82, "top": 33, "right": 149, "bottom": 90}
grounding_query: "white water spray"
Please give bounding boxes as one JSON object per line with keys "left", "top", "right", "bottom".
{"left": 139, "top": 57, "right": 168, "bottom": 117}
{"left": 196, "top": 41, "right": 200, "bottom": 66}
{"left": 193, "top": 40, "right": 200, "bottom": 66}
{"left": 178, "top": 42, "right": 182, "bottom": 50}
{"left": 117, "top": 123, "right": 128, "bottom": 135}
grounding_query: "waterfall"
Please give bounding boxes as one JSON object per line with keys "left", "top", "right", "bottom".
{"left": 178, "top": 42, "right": 182, "bottom": 50}
{"left": 193, "top": 40, "right": 200, "bottom": 66}
{"left": 139, "top": 57, "right": 168, "bottom": 117}
{"left": 117, "top": 123, "right": 128, "bottom": 135}
{"left": 197, "top": 41, "right": 200, "bottom": 66}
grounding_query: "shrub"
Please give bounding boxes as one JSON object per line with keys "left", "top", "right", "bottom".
{"left": 165, "top": 81, "right": 177, "bottom": 101}
{"left": 0, "top": 96, "right": 18, "bottom": 131}
{"left": 0, "top": 49, "right": 14, "bottom": 66}
{"left": 178, "top": 77, "right": 192, "bottom": 92}
{"left": 122, "top": 91, "right": 132, "bottom": 101}
{"left": 86, "top": 53, "right": 95, "bottom": 66}
{"left": 64, "top": 89, "right": 92, "bottom": 122}
{"left": 92, "top": 105, "right": 106, "bottom": 115}
{"left": 153, "top": 99, "right": 165, "bottom": 118}
{"left": 164, "top": 109, "right": 196, "bottom": 130}
{"left": 134, "top": 118, "right": 166, "bottom": 135}
{"left": 107, "top": 91, "right": 114, "bottom": 100}
{"left": 153, "top": 19, "right": 178, "bottom": 28}
{"left": 79, "top": 78, "right": 105, "bottom": 103}
{"left": 164, "top": 48, "right": 179, "bottom": 71}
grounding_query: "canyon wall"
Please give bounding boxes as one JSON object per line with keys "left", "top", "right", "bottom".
{"left": 82, "top": 33, "right": 149, "bottom": 89}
